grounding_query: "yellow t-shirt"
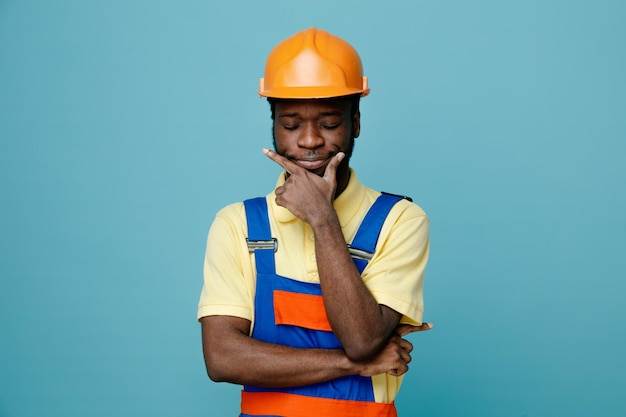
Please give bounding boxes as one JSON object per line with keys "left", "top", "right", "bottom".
{"left": 197, "top": 170, "right": 430, "bottom": 403}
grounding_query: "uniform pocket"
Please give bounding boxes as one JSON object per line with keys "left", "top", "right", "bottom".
{"left": 273, "top": 290, "right": 332, "bottom": 331}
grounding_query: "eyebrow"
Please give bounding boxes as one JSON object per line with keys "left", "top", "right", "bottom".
{"left": 320, "top": 111, "right": 343, "bottom": 117}
{"left": 278, "top": 112, "right": 299, "bottom": 118}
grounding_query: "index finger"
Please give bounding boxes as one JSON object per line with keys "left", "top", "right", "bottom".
{"left": 262, "top": 148, "right": 299, "bottom": 174}
{"left": 395, "top": 322, "right": 433, "bottom": 337}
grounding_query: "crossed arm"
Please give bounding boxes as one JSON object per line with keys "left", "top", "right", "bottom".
{"left": 200, "top": 149, "right": 431, "bottom": 387}
{"left": 201, "top": 315, "right": 429, "bottom": 387}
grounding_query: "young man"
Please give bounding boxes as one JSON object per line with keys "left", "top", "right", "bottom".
{"left": 198, "top": 28, "right": 431, "bottom": 417}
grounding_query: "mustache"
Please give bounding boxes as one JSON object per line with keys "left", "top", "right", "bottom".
{"left": 285, "top": 150, "right": 338, "bottom": 161}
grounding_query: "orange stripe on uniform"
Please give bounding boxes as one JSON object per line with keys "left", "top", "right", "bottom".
{"left": 241, "top": 391, "right": 397, "bottom": 417}
{"left": 273, "top": 290, "right": 332, "bottom": 331}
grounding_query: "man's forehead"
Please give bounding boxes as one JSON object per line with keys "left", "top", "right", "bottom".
{"left": 274, "top": 98, "right": 351, "bottom": 115}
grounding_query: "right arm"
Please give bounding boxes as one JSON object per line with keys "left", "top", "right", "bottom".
{"left": 200, "top": 315, "right": 427, "bottom": 387}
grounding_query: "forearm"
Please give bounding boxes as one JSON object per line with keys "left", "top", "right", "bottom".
{"left": 201, "top": 316, "right": 357, "bottom": 387}
{"left": 311, "top": 212, "right": 400, "bottom": 361}
{"left": 262, "top": 150, "right": 402, "bottom": 361}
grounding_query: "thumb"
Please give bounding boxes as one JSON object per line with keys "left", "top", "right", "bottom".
{"left": 395, "top": 322, "right": 433, "bottom": 337}
{"left": 323, "top": 152, "right": 345, "bottom": 184}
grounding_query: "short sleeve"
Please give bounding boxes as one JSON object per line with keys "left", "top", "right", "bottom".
{"left": 362, "top": 201, "right": 430, "bottom": 325}
{"left": 197, "top": 203, "right": 255, "bottom": 322}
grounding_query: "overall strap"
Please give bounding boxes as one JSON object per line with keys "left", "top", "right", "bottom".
{"left": 349, "top": 193, "right": 406, "bottom": 274}
{"left": 244, "top": 197, "right": 276, "bottom": 275}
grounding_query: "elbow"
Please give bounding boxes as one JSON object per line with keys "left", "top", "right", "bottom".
{"left": 200, "top": 316, "right": 253, "bottom": 384}
{"left": 204, "top": 356, "right": 233, "bottom": 383}
{"left": 342, "top": 338, "right": 386, "bottom": 362}
{"left": 203, "top": 346, "right": 238, "bottom": 383}
{"left": 206, "top": 367, "right": 227, "bottom": 383}
{"left": 203, "top": 359, "right": 221, "bottom": 382}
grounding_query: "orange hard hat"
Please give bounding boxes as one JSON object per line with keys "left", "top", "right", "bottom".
{"left": 259, "top": 28, "right": 370, "bottom": 99}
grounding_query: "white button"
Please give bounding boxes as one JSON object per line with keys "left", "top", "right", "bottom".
{"left": 309, "top": 234, "right": 315, "bottom": 241}
{"left": 310, "top": 255, "right": 316, "bottom": 261}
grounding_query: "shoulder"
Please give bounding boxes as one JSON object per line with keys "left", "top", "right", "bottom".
{"left": 368, "top": 189, "right": 428, "bottom": 222}
{"left": 391, "top": 196, "right": 428, "bottom": 220}
{"left": 373, "top": 192, "right": 429, "bottom": 246}
{"left": 211, "top": 196, "right": 279, "bottom": 235}
{"left": 215, "top": 201, "right": 245, "bottom": 219}
{"left": 207, "top": 201, "right": 249, "bottom": 241}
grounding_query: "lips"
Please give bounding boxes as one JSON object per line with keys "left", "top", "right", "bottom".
{"left": 294, "top": 158, "right": 328, "bottom": 171}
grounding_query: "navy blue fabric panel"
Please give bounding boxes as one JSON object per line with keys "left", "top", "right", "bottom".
{"left": 244, "top": 373, "right": 375, "bottom": 402}
{"left": 244, "top": 197, "right": 271, "bottom": 241}
{"left": 352, "top": 258, "right": 368, "bottom": 275}
{"left": 244, "top": 197, "right": 276, "bottom": 275}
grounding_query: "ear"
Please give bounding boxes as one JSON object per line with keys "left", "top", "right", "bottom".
{"left": 353, "top": 111, "right": 361, "bottom": 138}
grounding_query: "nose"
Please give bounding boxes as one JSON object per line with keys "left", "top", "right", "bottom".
{"left": 297, "top": 123, "right": 324, "bottom": 149}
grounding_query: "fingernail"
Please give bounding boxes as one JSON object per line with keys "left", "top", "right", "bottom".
{"left": 262, "top": 148, "right": 271, "bottom": 154}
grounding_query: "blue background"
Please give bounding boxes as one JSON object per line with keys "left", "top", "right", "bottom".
{"left": 1, "top": 1, "right": 625, "bottom": 416}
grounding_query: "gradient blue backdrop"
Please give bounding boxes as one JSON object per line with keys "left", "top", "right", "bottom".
{"left": 1, "top": 1, "right": 625, "bottom": 416}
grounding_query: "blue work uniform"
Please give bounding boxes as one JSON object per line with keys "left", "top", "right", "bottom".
{"left": 240, "top": 193, "right": 405, "bottom": 417}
